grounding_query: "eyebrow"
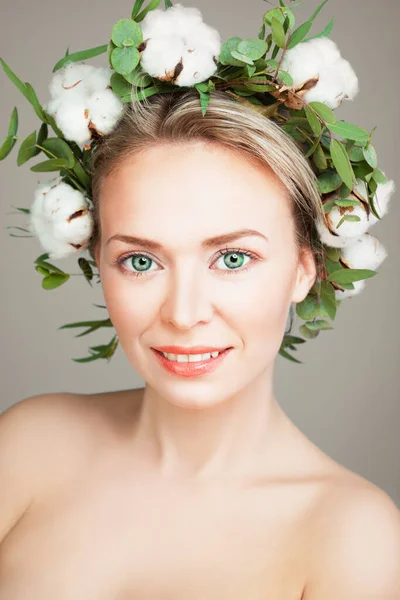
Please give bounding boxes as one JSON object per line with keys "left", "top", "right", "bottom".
{"left": 106, "top": 228, "right": 269, "bottom": 250}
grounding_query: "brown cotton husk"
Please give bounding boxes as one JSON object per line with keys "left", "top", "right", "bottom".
{"left": 157, "top": 58, "right": 184, "bottom": 83}
{"left": 67, "top": 207, "right": 89, "bottom": 223}
{"left": 270, "top": 76, "right": 319, "bottom": 110}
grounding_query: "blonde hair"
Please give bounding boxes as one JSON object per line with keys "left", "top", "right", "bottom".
{"left": 89, "top": 89, "right": 325, "bottom": 274}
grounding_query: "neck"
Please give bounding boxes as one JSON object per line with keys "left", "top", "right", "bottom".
{"left": 130, "top": 366, "right": 288, "bottom": 483}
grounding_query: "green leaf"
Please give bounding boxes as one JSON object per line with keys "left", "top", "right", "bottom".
{"left": 317, "top": 170, "right": 342, "bottom": 194}
{"left": 309, "top": 0, "right": 329, "bottom": 22}
{"left": 123, "top": 66, "right": 152, "bottom": 87}
{"left": 78, "top": 257, "right": 94, "bottom": 287}
{"left": 59, "top": 318, "right": 113, "bottom": 331}
{"left": 266, "top": 58, "right": 279, "bottom": 70}
{"left": 34, "top": 257, "right": 65, "bottom": 274}
{"left": 308, "top": 101, "right": 336, "bottom": 124}
{"left": 296, "top": 295, "right": 320, "bottom": 320}
{"left": 278, "top": 70, "right": 293, "bottom": 86}
{"left": 305, "top": 105, "right": 322, "bottom": 136}
{"left": 110, "top": 72, "right": 132, "bottom": 97}
{"left": 327, "top": 269, "right": 376, "bottom": 285}
{"left": 198, "top": 89, "right": 210, "bottom": 116}
{"left": 288, "top": 20, "right": 312, "bottom": 49}
{"left": 312, "top": 143, "right": 327, "bottom": 170}
{"left": 304, "top": 16, "right": 334, "bottom": 42}
{"left": 135, "top": 0, "right": 162, "bottom": 22}
{"left": 37, "top": 122, "right": 48, "bottom": 147}
{"left": 52, "top": 45, "right": 108, "bottom": 72}
{"left": 335, "top": 214, "right": 361, "bottom": 229}
{"left": 0, "top": 58, "right": 31, "bottom": 101}
{"left": 278, "top": 347, "right": 303, "bottom": 364}
{"left": 17, "top": 131, "right": 37, "bottom": 166}
{"left": 334, "top": 199, "right": 360, "bottom": 208}
{"left": 42, "top": 138, "right": 76, "bottom": 168}
{"left": 243, "top": 81, "right": 276, "bottom": 92}
{"left": 30, "top": 158, "right": 70, "bottom": 172}
{"left": 111, "top": 46, "right": 140, "bottom": 75}
{"left": 230, "top": 50, "right": 254, "bottom": 65}
{"left": 0, "top": 107, "right": 18, "bottom": 160}
{"left": 131, "top": 0, "right": 146, "bottom": 19}
{"left": 299, "top": 324, "right": 319, "bottom": 339}
{"left": 35, "top": 265, "right": 50, "bottom": 276}
{"left": 165, "top": 0, "right": 173, "bottom": 7}
{"left": 258, "top": 23, "right": 266, "bottom": 41}
{"left": 320, "top": 280, "right": 337, "bottom": 320}
{"left": 21, "top": 83, "right": 46, "bottom": 122}
{"left": 324, "top": 246, "right": 341, "bottom": 262}
{"left": 271, "top": 17, "right": 286, "bottom": 49}
{"left": 42, "top": 273, "right": 70, "bottom": 290}
{"left": 237, "top": 39, "right": 268, "bottom": 61}
{"left": 326, "top": 121, "right": 370, "bottom": 143}
{"left": 330, "top": 138, "right": 355, "bottom": 189}
{"left": 372, "top": 169, "right": 387, "bottom": 184}
{"left": 347, "top": 145, "right": 364, "bottom": 162}
{"left": 264, "top": 7, "right": 295, "bottom": 29}
{"left": 219, "top": 38, "right": 243, "bottom": 66}
{"left": 130, "top": 84, "right": 175, "bottom": 102}
{"left": 306, "top": 319, "right": 333, "bottom": 330}
{"left": 363, "top": 144, "right": 378, "bottom": 169}
{"left": 111, "top": 19, "right": 143, "bottom": 47}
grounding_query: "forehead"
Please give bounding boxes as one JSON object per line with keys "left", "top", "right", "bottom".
{"left": 99, "top": 141, "right": 293, "bottom": 245}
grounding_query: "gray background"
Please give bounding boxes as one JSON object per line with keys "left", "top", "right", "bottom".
{"left": 0, "top": 0, "right": 399, "bottom": 504}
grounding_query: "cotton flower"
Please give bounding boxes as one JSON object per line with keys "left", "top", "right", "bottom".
{"left": 280, "top": 38, "right": 359, "bottom": 109}
{"left": 29, "top": 180, "right": 94, "bottom": 259}
{"left": 316, "top": 178, "right": 395, "bottom": 248}
{"left": 335, "top": 232, "right": 387, "bottom": 300}
{"left": 139, "top": 3, "right": 221, "bottom": 87}
{"left": 45, "top": 63, "right": 124, "bottom": 148}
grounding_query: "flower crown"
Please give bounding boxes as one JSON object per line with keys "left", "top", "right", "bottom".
{"left": 1, "top": 0, "right": 395, "bottom": 364}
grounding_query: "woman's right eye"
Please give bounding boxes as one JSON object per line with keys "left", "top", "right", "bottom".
{"left": 117, "top": 252, "right": 158, "bottom": 277}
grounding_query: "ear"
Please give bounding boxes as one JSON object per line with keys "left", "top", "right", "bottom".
{"left": 291, "top": 245, "right": 317, "bottom": 304}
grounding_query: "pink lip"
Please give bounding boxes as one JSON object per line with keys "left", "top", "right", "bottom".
{"left": 151, "top": 347, "right": 232, "bottom": 378}
{"left": 153, "top": 345, "right": 230, "bottom": 354}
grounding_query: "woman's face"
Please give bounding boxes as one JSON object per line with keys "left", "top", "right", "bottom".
{"left": 94, "top": 140, "right": 316, "bottom": 408}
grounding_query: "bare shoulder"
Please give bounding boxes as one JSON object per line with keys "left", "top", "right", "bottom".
{"left": 304, "top": 468, "right": 400, "bottom": 599}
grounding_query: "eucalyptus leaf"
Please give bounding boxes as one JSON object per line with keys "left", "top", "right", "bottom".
{"left": 132, "top": 0, "right": 146, "bottom": 19}
{"left": 308, "top": 101, "right": 336, "bottom": 124}
{"left": 53, "top": 45, "right": 108, "bottom": 72}
{"left": 348, "top": 145, "right": 364, "bottom": 162}
{"left": 320, "top": 280, "right": 337, "bottom": 320}
{"left": 299, "top": 324, "right": 319, "bottom": 339}
{"left": 17, "top": 130, "right": 37, "bottom": 166}
{"left": 219, "top": 38, "right": 243, "bottom": 66}
{"left": 312, "top": 143, "right": 327, "bottom": 170}
{"left": 266, "top": 58, "right": 279, "bottom": 69}
{"left": 135, "top": 0, "right": 163, "bottom": 22}
{"left": 305, "top": 105, "right": 322, "bottom": 136}
{"left": 237, "top": 39, "right": 268, "bottom": 61}
{"left": 363, "top": 144, "right": 378, "bottom": 169}
{"left": 111, "top": 72, "right": 133, "bottom": 96}
{"left": 42, "top": 138, "right": 76, "bottom": 168}
{"left": 30, "top": 158, "right": 70, "bottom": 172}
{"left": 330, "top": 138, "right": 355, "bottom": 189}
{"left": 296, "top": 295, "right": 320, "bottom": 320}
{"left": 37, "top": 122, "right": 48, "bottom": 147}
{"left": 278, "top": 70, "right": 293, "bottom": 86}
{"left": 78, "top": 257, "right": 94, "bottom": 287}
{"left": 123, "top": 66, "right": 152, "bottom": 87}
{"left": 264, "top": 7, "right": 295, "bottom": 29}
{"left": 326, "top": 121, "right": 370, "bottom": 143}
{"left": 372, "top": 168, "right": 387, "bottom": 184}
{"left": 271, "top": 17, "right": 286, "bottom": 49}
{"left": 0, "top": 107, "right": 18, "bottom": 160}
{"left": 317, "top": 170, "right": 342, "bottom": 193}
{"left": 42, "top": 273, "right": 70, "bottom": 290}
{"left": 111, "top": 19, "right": 143, "bottom": 48}
{"left": 305, "top": 319, "right": 333, "bottom": 330}
{"left": 335, "top": 214, "right": 361, "bottom": 229}
{"left": 304, "top": 16, "right": 334, "bottom": 42}
{"left": 288, "top": 20, "right": 312, "bottom": 49}
{"left": 111, "top": 46, "right": 140, "bottom": 75}
{"left": 327, "top": 269, "right": 376, "bottom": 285}
{"left": 231, "top": 50, "right": 254, "bottom": 65}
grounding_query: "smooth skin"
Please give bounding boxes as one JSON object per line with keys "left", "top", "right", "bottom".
{"left": 1, "top": 141, "right": 399, "bottom": 599}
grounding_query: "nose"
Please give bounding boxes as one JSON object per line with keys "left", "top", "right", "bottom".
{"left": 160, "top": 260, "right": 214, "bottom": 330}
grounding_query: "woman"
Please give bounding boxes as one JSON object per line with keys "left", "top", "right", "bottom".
{"left": 0, "top": 87, "right": 399, "bottom": 599}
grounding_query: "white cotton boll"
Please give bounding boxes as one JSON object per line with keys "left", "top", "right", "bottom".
{"left": 302, "top": 58, "right": 359, "bottom": 108}
{"left": 176, "top": 45, "right": 218, "bottom": 87}
{"left": 165, "top": 4, "right": 203, "bottom": 37}
{"left": 281, "top": 38, "right": 340, "bottom": 86}
{"left": 29, "top": 181, "right": 94, "bottom": 259}
{"left": 340, "top": 232, "right": 388, "bottom": 271}
{"left": 315, "top": 215, "right": 349, "bottom": 248}
{"left": 140, "top": 36, "right": 186, "bottom": 79}
{"left": 85, "top": 67, "right": 113, "bottom": 96}
{"left": 54, "top": 100, "right": 91, "bottom": 148}
{"left": 335, "top": 280, "right": 366, "bottom": 301}
{"left": 374, "top": 179, "right": 395, "bottom": 219}
{"left": 140, "top": 4, "right": 221, "bottom": 86}
{"left": 87, "top": 89, "right": 124, "bottom": 135}
{"left": 187, "top": 21, "right": 221, "bottom": 56}
{"left": 281, "top": 37, "right": 358, "bottom": 109}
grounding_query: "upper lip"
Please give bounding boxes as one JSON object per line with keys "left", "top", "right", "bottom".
{"left": 153, "top": 346, "right": 230, "bottom": 354}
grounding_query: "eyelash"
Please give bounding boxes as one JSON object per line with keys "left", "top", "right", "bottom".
{"left": 113, "top": 246, "right": 259, "bottom": 278}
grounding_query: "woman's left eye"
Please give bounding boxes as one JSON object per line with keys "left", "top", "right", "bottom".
{"left": 115, "top": 248, "right": 258, "bottom": 278}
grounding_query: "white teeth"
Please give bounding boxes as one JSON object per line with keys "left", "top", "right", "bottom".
{"left": 162, "top": 351, "right": 222, "bottom": 362}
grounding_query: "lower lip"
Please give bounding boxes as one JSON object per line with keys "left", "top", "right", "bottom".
{"left": 151, "top": 348, "right": 232, "bottom": 378}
